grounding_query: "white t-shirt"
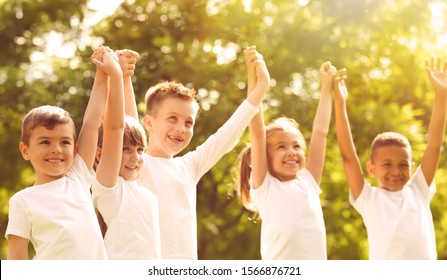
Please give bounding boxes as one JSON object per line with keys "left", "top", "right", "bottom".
{"left": 5, "top": 155, "right": 107, "bottom": 260}
{"left": 250, "top": 169, "right": 327, "bottom": 260}
{"left": 92, "top": 176, "right": 161, "bottom": 260}
{"left": 137, "top": 100, "right": 258, "bottom": 259}
{"left": 350, "top": 166, "right": 437, "bottom": 260}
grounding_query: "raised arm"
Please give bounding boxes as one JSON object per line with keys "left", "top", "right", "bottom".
{"left": 420, "top": 56, "right": 447, "bottom": 186}
{"left": 117, "top": 49, "right": 139, "bottom": 119}
{"left": 93, "top": 51, "right": 125, "bottom": 187}
{"left": 305, "top": 62, "right": 335, "bottom": 184}
{"left": 245, "top": 47, "right": 270, "bottom": 108}
{"left": 76, "top": 46, "right": 109, "bottom": 169}
{"left": 333, "top": 69, "right": 365, "bottom": 199}
{"left": 244, "top": 46, "right": 269, "bottom": 188}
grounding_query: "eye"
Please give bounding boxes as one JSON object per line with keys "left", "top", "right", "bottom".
{"left": 168, "top": 116, "right": 177, "bottom": 122}
{"left": 62, "top": 140, "right": 72, "bottom": 146}
{"left": 123, "top": 147, "right": 130, "bottom": 152}
{"left": 185, "top": 120, "right": 194, "bottom": 128}
{"left": 40, "top": 140, "right": 50, "bottom": 145}
{"left": 137, "top": 147, "right": 145, "bottom": 154}
{"left": 277, "top": 145, "right": 285, "bottom": 150}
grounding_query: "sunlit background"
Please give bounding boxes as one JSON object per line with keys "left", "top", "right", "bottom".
{"left": 1, "top": 0, "right": 446, "bottom": 260}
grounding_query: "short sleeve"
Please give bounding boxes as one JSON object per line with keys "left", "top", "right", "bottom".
{"left": 411, "top": 166, "right": 436, "bottom": 203}
{"left": 349, "top": 179, "right": 371, "bottom": 215}
{"left": 68, "top": 154, "right": 95, "bottom": 193}
{"left": 5, "top": 194, "right": 31, "bottom": 240}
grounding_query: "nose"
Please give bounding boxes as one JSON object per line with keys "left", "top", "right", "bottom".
{"left": 51, "top": 143, "right": 62, "bottom": 154}
{"left": 129, "top": 149, "right": 139, "bottom": 161}
{"left": 390, "top": 165, "right": 402, "bottom": 175}
{"left": 175, "top": 123, "right": 187, "bottom": 134}
{"left": 286, "top": 146, "right": 295, "bottom": 155}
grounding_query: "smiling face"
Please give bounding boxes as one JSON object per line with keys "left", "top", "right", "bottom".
{"left": 119, "top": 141, "right": 145, "bottom": 181}
{"left": 19, "top": 124, "right": 75, "bottom": 185}
{"left": 144, "top": 97, "right": 197, "bottom": 158}
{"left": 366, "top": 145, "right": 414, "bottom": 191}
{"left": 266, "top": 129, "right": 306, "bottom": 181}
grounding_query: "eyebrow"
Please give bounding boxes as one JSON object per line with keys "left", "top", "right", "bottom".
{"left": 35, "top": 136, "right": 73, "bottom": 141}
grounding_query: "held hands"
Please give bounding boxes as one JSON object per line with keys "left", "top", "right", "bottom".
{"left": 91, "top": 46, "right": 121, "bottom": 77}
{"left": 91, "top": 46, "right": 118, "bottom": 62}
{"left": 333, "top": 68, "right": 348, "bottom": 103}
{"left": 244, "top": 46, "right": 270, "bottom": 91}
{"left": 319, "top": 61, "right": 337, "bottom": 90}
{"left": 426, "top": 55, "right": 447, "bottom": 95}
{"left": 116, "top": 49, "right": 139, "bottom": 77}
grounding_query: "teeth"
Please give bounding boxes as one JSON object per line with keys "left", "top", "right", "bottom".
{"left": 169, "top": 136, "right": 183, "bottom": 142}
{"left": 47, "top": 159, "right": 63, "bottom": 163}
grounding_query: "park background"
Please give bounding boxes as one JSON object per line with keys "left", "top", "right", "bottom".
{"left": 0, "top": 0, "right": 446, "bottom": 260}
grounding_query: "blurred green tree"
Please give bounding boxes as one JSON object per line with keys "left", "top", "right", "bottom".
{"left": 0, "top": 0, "right": 445, "bottom": 260}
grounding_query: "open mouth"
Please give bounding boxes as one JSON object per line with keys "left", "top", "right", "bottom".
{"left": 385, "top": 177, "right": 404, "bottom": 185}
{"left": 284, "top": 160, "right": 299, "bottom": 165}
{"left": 168, "top": 135, "right": 184, "bottom": 144}
{"left": 46, "top": 159, "right": 64, "bottom": 163}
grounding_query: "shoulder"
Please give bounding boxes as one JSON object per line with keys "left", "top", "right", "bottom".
{"left": 407, "top": 165, "right": 436, "bottom": 200}
{"left": 298, "top": 168, "right": 321, "bottom": 193}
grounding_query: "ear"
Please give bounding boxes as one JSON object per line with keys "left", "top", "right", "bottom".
{"left": 143, "top": 114, "right": 153, "bottom": 134}
{"left": 366, "top": 160, "right": 376, "bottom": 177}
{"left": 19, "top": 142, "right": 30, "bottom": 161}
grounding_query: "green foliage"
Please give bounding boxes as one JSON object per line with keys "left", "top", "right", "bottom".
{"left": 0, "top": 0, "right": 446, "bottom": 260}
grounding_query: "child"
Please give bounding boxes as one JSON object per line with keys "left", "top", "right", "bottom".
{"left": 333, "top": 56, "right": 447, "bottom": 259}
{"left": 237, "top": 58, "right": 335, "bottom": 260}
{"left": 91, "top": 48, "right": 161, "bottom": 259}
{"left": 3, "top": 49, "right": 122, "bottom": 259}
{"left": 136, "top": 46, "right": 269, "bottom": 259}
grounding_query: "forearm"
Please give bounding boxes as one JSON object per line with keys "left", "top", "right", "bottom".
{"left": 83, "top": 71, "right": 108, "bottom": 127}
{"left": 246, "top": 80, "right": 269, "bottom": 107}
{"left": 312, "top": 87, "right": 332, "bottom": 137}
{"left": 103, "top": 72, "right": 125, "bottom": 130}
{"left": 421, "top": 90, "right": 447, "bottom": 184}
{"left": 77, "top": 71, "right": 108, "bottom": 168}
{"left": 97, "top": 72, "right": 124, "bottom": 187}
{"left": 124, "top": 76, "right": 138, "bottom": 119}
{"left": 249, "top": 110, "right": 267, "bottom": 188}
{"left": 427, "top": 91, "right": 447, "bottom": 149}
{"left": 306, "top": 90, "right": 332, "bottom": 183}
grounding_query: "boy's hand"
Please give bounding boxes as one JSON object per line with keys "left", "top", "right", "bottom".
{"left": 319, "top": 61, "right": 337, "bottom": 93}
{"left": 244, "top": 46, "right": 259, "bottom": 86}
{"left": 426, "top": 55, "right": 447, "bottom": 95}
{"left": 116, "top": 49, "right": 139, "bottom": 77}
{"left": 333, "top": 69, "right": 348, "bottom": 102}
{"left": 254, "top": 55, "right": 270, "bottom": 89}
{"left": 91, "top": 46, "right": 118, "bottom": 62}
{"left": 92, "top": 50, "right": 121, "bottom": 76}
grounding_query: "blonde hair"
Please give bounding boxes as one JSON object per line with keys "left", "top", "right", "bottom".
{"left": 237, "top": 117, "right": 305, "bottom": 216}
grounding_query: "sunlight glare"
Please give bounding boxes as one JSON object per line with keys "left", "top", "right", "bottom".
{"left": 429, "top": 1, "right": 447, "bottom": 49}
